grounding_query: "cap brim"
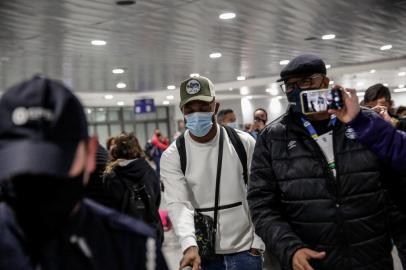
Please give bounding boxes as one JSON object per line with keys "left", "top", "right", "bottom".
{"left": 0, "top": 140, "right": 77, "bottom": 181}
{"left": 180, "top": 95, "right": 215, "bottom": 108}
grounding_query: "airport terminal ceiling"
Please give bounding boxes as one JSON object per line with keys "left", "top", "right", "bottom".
{"left": 0, "top": 0, "right": 406, "bottom": 104}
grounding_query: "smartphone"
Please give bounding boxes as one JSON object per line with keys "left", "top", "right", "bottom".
{"left": 300, "top": 88, "right": 343, "bottom": 115}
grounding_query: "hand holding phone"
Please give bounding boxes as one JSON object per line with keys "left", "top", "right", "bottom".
{"left": 300, "top": 87, "right": 343, "bottom": 115}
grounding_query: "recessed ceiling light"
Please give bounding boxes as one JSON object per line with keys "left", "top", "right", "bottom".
{"left": 104, "top": 94, "right": 114, "bottom": 100}
{"left": 325, "top": 64, "right": 331, "bottom": 69}
{"left": 380, "top": 44, "right": 392, "bottom": 50}
{"left": 91, "top": 40, "right": 107, "bottom": 46}
{"left": 356, "top": 92, "right": 365, "bottom": 97}
{"left": 219, "top": 12, "right": 236, "bottom": 20}
{"left": 190, "top": 73, "right": 200, "bottom": 77}
{"left": 167, "top": 85, "right": 176, "bottom": 90}
{"left": 240, "top": 87, "right": 249, "bottom": 95}
{"left": 322, "top": 34, "right": 336, "bottom": 40}
{"left": 228, "top": 87, "right": 233, "bottom": 91}
{"left": 112, "top": 68, "right": 125, "bottom": 74}
{"left": 163, "top": 100, "right": 170, "bottom": 105}
{"left": 117, "top": 101, "right": 125, "bottom": 106}
{"left": 166, "top": 95, "right": 174, "bottom": 100}
{"left": 280, "top": 60, "right": 290, "bottom": 65}
{"left": 356, "top": 82, "right": 364, "bottom": 87}
{"left": 398, "top": 71, "right": 406, "bottom": 76}
{"left": 383, "top": 83, "right": 389, "bottom": 87}
{"left": 209, "top": 52, "right": 222, "bottom": 59}
{"left": 98, "top": 108, "right": 105, "bottom": 112}
{"left": 370, "top": 69, "right": 376, "bottom": 73}
{"left": 237, "top": 76, "right": 246, "bottom": 81}
{"left": 329, "top": 81, "right": 334, "bottom": 85}
{"left": 87, "top": 109, "right": 92, "bottom": 114}
{"left": 116, "top": 82, "right": 127, "bottom": 88}
{"left": 394, "top": 88, "right": 406, "bottom": 93}
{"left": 399, "top": 84, "right": 405, "bottom": 88}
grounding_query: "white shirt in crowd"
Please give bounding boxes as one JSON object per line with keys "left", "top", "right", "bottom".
{"left": 160, "top": 124, "right": 265, "bottom": 254}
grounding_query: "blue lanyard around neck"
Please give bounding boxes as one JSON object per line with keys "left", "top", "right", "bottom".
{"left": 300, "top": 115, "right": 337, "bottom": 139}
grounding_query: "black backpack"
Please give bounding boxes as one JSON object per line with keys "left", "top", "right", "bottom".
{"left": 105, "top": 171, "right": 164, "bottom": 244}
{"left": 176, "top": 126, "right": 248, "bottom": 184}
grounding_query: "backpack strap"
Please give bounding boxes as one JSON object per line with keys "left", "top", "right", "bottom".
{"left": 176, "top": 133, "right": 187, "bottom": 175}
{"left": 223, "top": 126, "right": 248, "bottom": 185}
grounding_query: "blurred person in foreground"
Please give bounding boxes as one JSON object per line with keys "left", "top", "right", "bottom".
{"left": 0, "top": 76, "right": 168, "bottom": 270}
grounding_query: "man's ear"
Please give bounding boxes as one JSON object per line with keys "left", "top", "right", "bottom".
{"left": 323, "top": 77, "right": 330, "bottom": 88}
{"left": 214, "top": 102, "right": 220, "bottom": 114}
{"left": 85, "top": 136, "right": 99, "bottom": 174}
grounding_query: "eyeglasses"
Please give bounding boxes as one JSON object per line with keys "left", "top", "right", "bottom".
{"left": 280, "top": 74, "right": 324, "bottom": 93}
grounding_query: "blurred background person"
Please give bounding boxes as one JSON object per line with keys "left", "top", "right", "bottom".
{"left": 150, "top": 129, "right": 169, "bottom": 176}
{"left": 103, "top": 132, "right": 163, "bottom": 244}
{"left": 249, "top": 108, "right": 268, "bottom": 139}
{"left": 217, "top": 108, "right": 238, "bottom": 128}
{"left": 396, "top": 106, "right": 406, "bottom": 119}
{"left": 363, "top": 83, "right": 406, "bottom": 131}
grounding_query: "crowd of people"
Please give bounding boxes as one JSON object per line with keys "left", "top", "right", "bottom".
{"left": 0, "top": 53, "right": 405, "bottom": 270}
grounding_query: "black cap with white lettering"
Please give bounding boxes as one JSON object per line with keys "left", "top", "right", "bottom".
{"left": 0, "top": 75, "right": 89, "bottom": 181}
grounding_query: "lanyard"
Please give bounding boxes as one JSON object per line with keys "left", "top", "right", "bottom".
{"left": 301, "top": 115, "right": 337, "bottom": 171}
{"left": 300, "top": 115, "right": 337, "bottom": 139}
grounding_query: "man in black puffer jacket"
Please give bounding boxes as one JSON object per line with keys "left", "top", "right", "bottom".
{"left": 247, "top": 54, "right": 404, "bottom": 270}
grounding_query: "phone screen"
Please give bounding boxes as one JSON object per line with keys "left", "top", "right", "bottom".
{"left": 300, "top": 88, "right": 342, "bottom": 114}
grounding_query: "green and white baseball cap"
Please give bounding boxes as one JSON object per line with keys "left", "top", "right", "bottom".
{"left": 179, "top": 76, "right": 215, "bottom": 108}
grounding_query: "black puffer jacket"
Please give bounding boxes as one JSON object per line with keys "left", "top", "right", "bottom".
{"left": 248, "top": 110, "right": 396, "bottom": 270}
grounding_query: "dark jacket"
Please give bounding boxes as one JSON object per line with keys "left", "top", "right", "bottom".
{"left": 86, "top": 144, "right": 109, "bottom": 204}
{"left": 248, "top": 109, "right": 396, "bottom": 270}
{"left": 349, "top": 110, "right": 406, "bottom": 173}
{"left": 103, "top": 158, "right": 163, "bottom": 243}
{"left": 0, "top": 199, "right": 168, "bottom": 270}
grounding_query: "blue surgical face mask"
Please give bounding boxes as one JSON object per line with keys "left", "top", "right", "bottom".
{"left": 226, "top": 122, "right": 238, "bottom": 129}
{"left": 185, "top": 112, "right": 214, "bottom": 137}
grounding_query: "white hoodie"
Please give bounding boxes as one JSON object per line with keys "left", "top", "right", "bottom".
{"left": 160, "top": 125, "right": 265, "bottom": 254}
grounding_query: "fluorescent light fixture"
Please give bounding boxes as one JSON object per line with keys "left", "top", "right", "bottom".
{"left": 356, "top": 92, "right": 365, "bottom": 97}
{"left": 380, "top": 44, "right": 392, "bottom": 50}
{"left": 322, "top": 34, "right": 336, "bottom": 40}
{"left": 398, "top": 71, "right": 406, "bottom": 76}
{"left": 104, "top": 94, "right": 114, "bottom": 100}
{"left": 190, "top": 73, "right": 200, "bottom": 77}
{"left": 166, "top": 95, "right": 174, "bottom": 100}
{"left": 266, "top": 88, "right": 278, "bottom": 95}
{"left": 117, "top": 101, "right": 125, "bottom": 106}
{"left": 237, "top": 76, "right": 246, "bottom": 81}
{"left": 399, "top": 84, "right": 405, "bottom": 88}
{"left": 209, "top": 52, "right": 222, "bottom": 58}
{"left": 240, "top": 87, "right": 249, "bottom": 95}
{"left": 112, "top": 68, "right": 124, "bottom": 74}
{"left": 116, "top": 82, "right": 127, "bottom": 89}
{"left": 276, "top": 96, "right": 283, "bottom": 100}
{"left": 383, "top": 83, "right": 389, "bottom": 87}
{"left": 91, "top": 40, "right": 107, "bottom": 46}
{"left": 279, "top": 60, "right": 290, "bottom": 65}
{"left": 167, "top": 85, "right": 176, "bottom": 90}
{"left": 163, "top": 100, "right": 170, "bottom": 105}
{"left": 219, "top": 12, "right": 236, "bottom": 20}
{"left": 329, "top": 81, "right": 334, "bottom": 85}
{"left": 325, "top": 64, "right": 331, "bottom": 69}
{"left": 394, "top": 88, "right": 406, "bottom": 93}
{"left": 370, "top": 69, "right": 376, "bottom": 73}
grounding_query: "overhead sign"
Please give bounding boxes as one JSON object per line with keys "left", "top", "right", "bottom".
{"left": 134, "top": 98, "right": 156, "bottom": 114}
